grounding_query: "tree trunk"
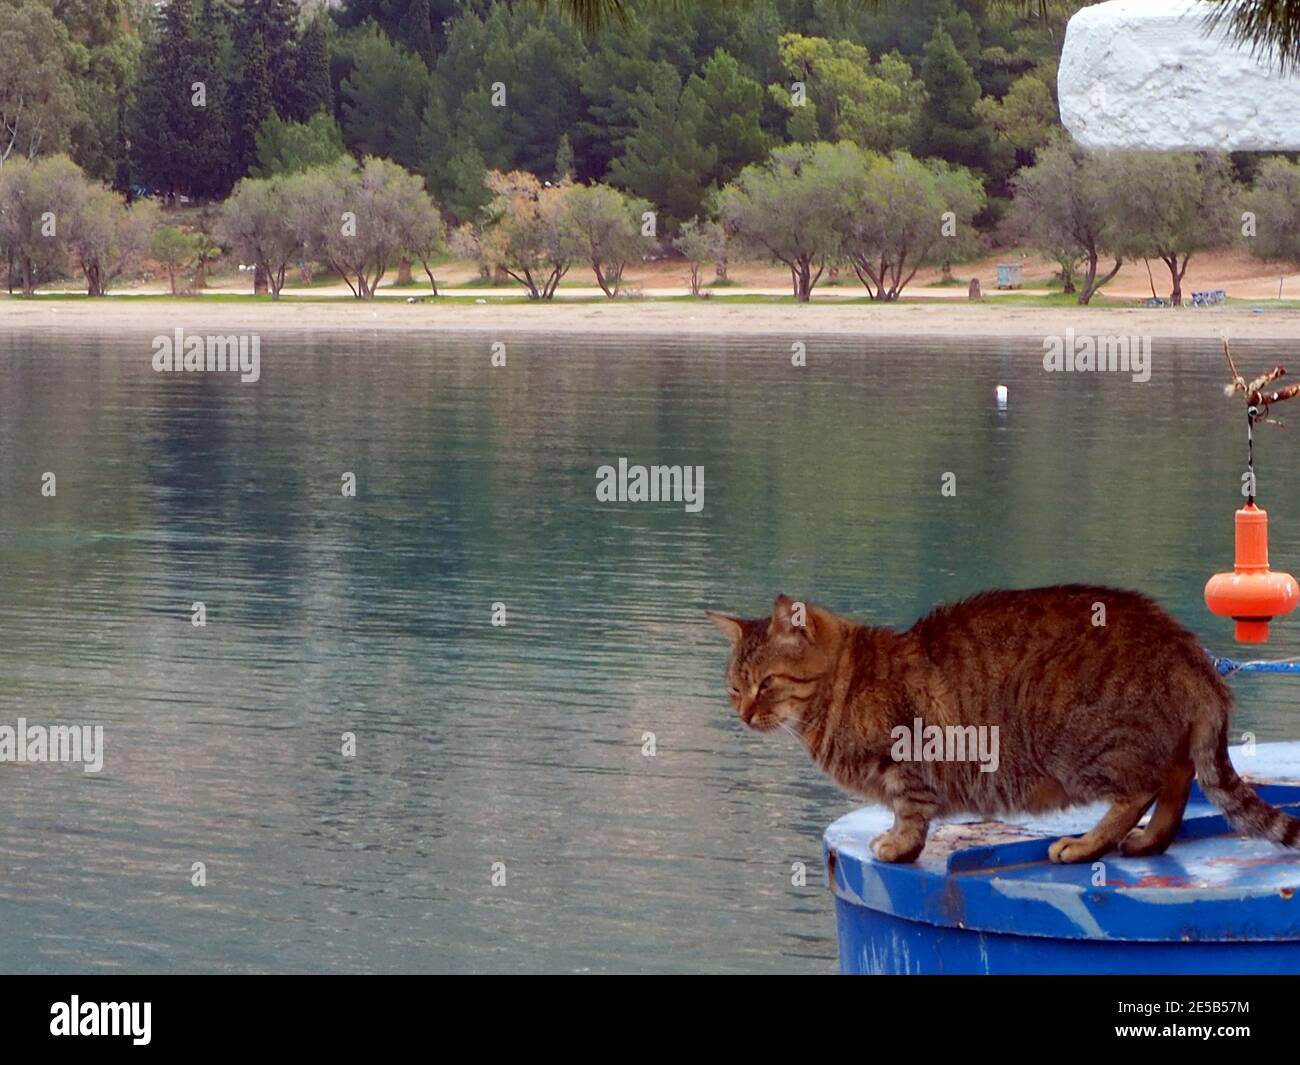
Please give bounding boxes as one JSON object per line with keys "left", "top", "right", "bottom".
{"left": 1079, "top": 251, "right": 1122, "bottom": 305}
{"left": 1164, "top": 253, "right": 1187, "bottom": 307}
{"left": 253, "top": 264, "right": 268, "bottom": 295}
{"left": 542, "top": 264, "right": 567, "bottom": 299}
{"left": 397, "top": 256, "right": 413, "bottom": 285}
{"left": 848, "top": 256, "right": 880, "bottom": 300}
{"left": 714, "top": 256, "right": 728, "bottom": 281}
{"left": 794, "top": 259, "right": 813, "bottom": 302}
{"left": 1058, "top": 256, "right": 1077, "bottom": 295}
{"left": 421, "top": 262, "right": 439, "bottom": 296}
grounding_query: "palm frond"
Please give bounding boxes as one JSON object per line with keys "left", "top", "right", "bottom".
{"left": 1204, "top": 0, "right": 1300, "bottom": 72}
{"left": 530, "top": 0, "right": 633, "bottom": 35}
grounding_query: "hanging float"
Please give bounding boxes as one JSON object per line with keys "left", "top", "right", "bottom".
{"left": 1204, "top": 340, "right": 1300, "bottom": 645}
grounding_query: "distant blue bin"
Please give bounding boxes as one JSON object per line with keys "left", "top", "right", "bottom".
{"left": 996, "top": 263, "right": 1024, "bottom": 289}
{"left": 825, "top": 742, "right": 1300, "bottom": 974}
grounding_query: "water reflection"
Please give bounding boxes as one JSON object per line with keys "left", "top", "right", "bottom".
{"left": 0, "top": 330, "right": 1297, "bottom": 972}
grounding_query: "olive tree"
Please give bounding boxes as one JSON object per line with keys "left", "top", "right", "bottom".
{"left": 478, "top": 170, "right": 581, "bottom": 300}
{"left": 1011, "top": 135, "right": 1124, "bottom": 305}
{"left": 845, "top": 152, "right": 984, "bottom": 301}
{"left": 718, "top": 142, "right": 861, "bottom": 302}
{"left": 673, "top": 217, "right": 727, "bottom": 296}
{"left": 290, "top": 157, "right": 438, "bottom": 300}
{"left": 218, "top": 175, "right": 300, "bottom": 299}
{"left": 150, "top": 224, "right": 202, "bottom": 296}
{"left": 1243, "top": 156, "right": 1300, "bottom": 268}
{"left": 66, "top": 183, "right": 156, "bottom": 296}
{"left": 565, "top": 184, "right": 652, "bottom": 298}
{"left": 402, "top": 195, "right": 446, "bottom": 296}
{"left": 0, "top": 153, "right": 81, "bottom": 294}
{"left": 1106, "top": 151, "right": 1237, "bottom": 306}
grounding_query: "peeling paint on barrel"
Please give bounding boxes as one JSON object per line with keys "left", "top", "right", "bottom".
{"left": 826, "top": 741, "right": 1300, "bottom": 973}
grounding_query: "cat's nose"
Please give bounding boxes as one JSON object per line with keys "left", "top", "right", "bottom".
{"left": 739, "top": 700, "right": 756, "bottom": 724}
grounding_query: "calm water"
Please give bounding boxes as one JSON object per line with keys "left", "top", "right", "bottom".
{"left": 1, "top": 328, "right": 1299, "bottom": 974}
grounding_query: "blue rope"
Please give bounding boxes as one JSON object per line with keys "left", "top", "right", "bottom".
{"left": 1210, "top": 652, "right": 1300, "bottom": 676}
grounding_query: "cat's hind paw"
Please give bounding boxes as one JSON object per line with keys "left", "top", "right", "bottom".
{"left": 870, "top": 832, "right": 925, "bottom": 864}
{"left": 1119, "top": 826, "right": 1173, "bottom": 857}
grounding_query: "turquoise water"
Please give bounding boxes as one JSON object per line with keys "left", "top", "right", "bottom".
{"left": 1, "top": 329, "right": 1298, "bottom": 973}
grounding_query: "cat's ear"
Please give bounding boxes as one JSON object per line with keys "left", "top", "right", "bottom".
{"left": 770, "top": 594, "right": 811, "bottom": 641}
{"left": 771, "top": 595, "right": 833, "bottom": 643}
{"left": 706, "top": 611, "right": 746, "bottom": 647}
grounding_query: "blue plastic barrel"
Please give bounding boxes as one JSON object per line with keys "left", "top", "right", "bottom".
{"left": 825, "top": 742, "right": 1300, "bottom": 974}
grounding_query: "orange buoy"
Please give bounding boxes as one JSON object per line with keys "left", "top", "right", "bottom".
{"left": 1205, "top": 504, "right": 1299, "bottom": 643}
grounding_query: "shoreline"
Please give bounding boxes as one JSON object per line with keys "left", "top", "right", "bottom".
{"left": 3, "top": 297, "right": 1299, "bottom": 341}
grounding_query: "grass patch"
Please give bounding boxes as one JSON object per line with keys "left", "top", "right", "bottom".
{"left": 7, "top": 288, "right": 1299, "bottom": 312}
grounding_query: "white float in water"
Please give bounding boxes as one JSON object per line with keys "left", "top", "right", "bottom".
{"left": 1059, "top": 0, "right": 1300, "bottom": 151}
{"left": 995, "top": 385, "right": 1009, "bottom": 409}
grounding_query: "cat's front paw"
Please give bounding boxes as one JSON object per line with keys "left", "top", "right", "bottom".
{"left": 1048, "top": 835, "right": 1103, "bottom": 863}
{"left": 871, "top": 832, "right": 924, "bottom": 863}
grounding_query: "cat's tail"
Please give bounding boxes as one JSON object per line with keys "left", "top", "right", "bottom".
{"left": 1192, "top": 716, "right": 1300, "bottom": 847}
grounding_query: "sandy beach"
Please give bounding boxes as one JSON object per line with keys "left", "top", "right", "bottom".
{"left": 6, "top": 245, "right": 1299, "bottom": 341}
{"left": 4, "top": 294, "right": 1299, "bottom": 341}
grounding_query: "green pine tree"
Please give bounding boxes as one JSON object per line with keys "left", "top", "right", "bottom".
{"left": 188, "top": 0, "right": 235, "bottom": 199}
{"left": 915, "top": 24, "right": 994, "bottom": 176}
{"left": 340, "top": 24, "right": 429, "bottom": 168}
{"left": 231, "top": 30, "right": 272, "bottom": 180}
{"left": 608, "top": 61, "right": 718, "bottom": 231}
{"left": 237, "top": 0, "right": 300, "bottom": 120}
{"left": 294, "top": 16, "right": 335, "bottom": 121}
{"left": 554, "top": 133, "right": 574, "bottom": 182}
{"left": 397, "top": 0, "right": 437, "bottom": 67}
{"left": 685, "top": 49, "right": 769, "bottom": 188}
{"left": 127, "top": 0, "right": 199, "bottom": 199}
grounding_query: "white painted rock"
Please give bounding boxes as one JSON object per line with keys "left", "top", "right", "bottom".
{"left": 1059, "top": 0, "right": 1300, "bottom": 150}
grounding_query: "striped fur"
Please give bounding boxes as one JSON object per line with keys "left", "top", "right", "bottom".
{"left": 708, "top": 587, "right": 1300, "bottom": 863}
{"left": 1192, "top": 716, "right": 1300, "bottom": 846}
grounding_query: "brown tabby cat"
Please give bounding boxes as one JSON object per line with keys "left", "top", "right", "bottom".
{"left": 708, "top": 586, "right": 1300, "bottom": 863}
